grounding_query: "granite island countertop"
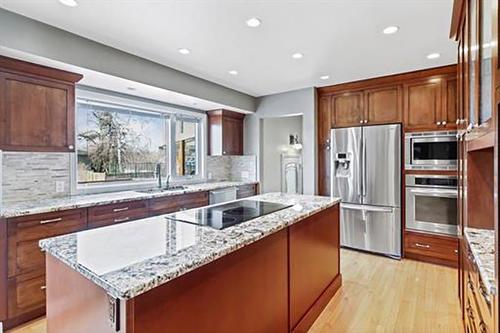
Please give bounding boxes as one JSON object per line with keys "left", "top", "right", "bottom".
{"left": 464, "top": 227, "right": 496, "bottom": 295}
{"left": 0, "top": 180, "right": 258, "bottom": 218}
{"left": 39, "top": 193, "right": 340, "bottom": 299}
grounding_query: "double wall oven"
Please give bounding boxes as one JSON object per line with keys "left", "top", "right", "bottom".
{"left": 405, "top": 131, "right": 458, "bottom": 236}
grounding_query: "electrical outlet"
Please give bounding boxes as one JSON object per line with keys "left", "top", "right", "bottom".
{"left": 55, "top": 181, "right": 65, "bottom": 193}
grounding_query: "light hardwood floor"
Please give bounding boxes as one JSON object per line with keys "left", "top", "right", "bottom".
{"left": 7, "top": 249, "right": 463, "bottom": 333}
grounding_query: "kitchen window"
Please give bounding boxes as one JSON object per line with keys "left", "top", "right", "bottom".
{"left": 75, "top": 89, "right": 204, "bottom": 192}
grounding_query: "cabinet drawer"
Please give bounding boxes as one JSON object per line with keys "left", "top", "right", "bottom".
{"left": 236, "top": 184, "right": 257, "bottom": 199}
{"left": 404, "top": 231, "right": 458, "bottom": 265}
{"left": 7, "top": 209, "right": 87, "bottom": 277}
{"left": 88, "top": 200, "right": 148, "bottom": 229}
{"left": 149, "top": 192, "right": 209, "bottom": 216}
{"left": 7, "top": 270, "right": 46, "bottom": 318}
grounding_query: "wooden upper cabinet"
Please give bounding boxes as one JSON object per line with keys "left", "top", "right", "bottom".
{"left": 331, "top": 92, "right": 364, "bottom": 127}
{"left": 403, "top": 79, "right": 442, "bottom": 131}
{"left": 0, "top": 56, "right": 82, "bottom": 152}
{"left": 364, "top": 85, "right": 402, "bottom": 124}
{"left": 207, "top": 109, "right": 245, "bottom": 155}
{"left": 442, "top": 76, "right": 458, "bottom": 129}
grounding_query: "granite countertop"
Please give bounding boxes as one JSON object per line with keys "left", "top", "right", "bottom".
{"left": 39, "top": 193, "right": 340, "bottom": 299}
{"left": 464, "top": 227, "right": 496, "bottom": 295}
{"left": 0, "top": 180, "right": 258, "bottom": 218}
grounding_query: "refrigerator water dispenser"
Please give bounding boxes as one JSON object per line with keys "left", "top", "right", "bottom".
{"left": 334, "top": 152, "right": 352, "bottom": 178}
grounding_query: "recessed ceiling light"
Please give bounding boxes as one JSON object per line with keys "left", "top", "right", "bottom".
{"left": 320, "top": 75, "right": 330, "bottom": 80}
{"left": 427, "top": 53, "right": 440, "bottom": 59}
{"left": 59, "top": 0, "right": 77, "bottom": 6}
{"left": 246, "top": 17, "right": 261, "bottom": 28}
{"left": 178, "top": 48, "right": 191, "bottom": 55}
{"left": 292, "top": 53, "right": 304, "bottom": 59}
{"left": 383, "top": 26, "right": 399, "bottom": 34}
{"left": 228, "top": 70, "right": 238, "bottom": 75}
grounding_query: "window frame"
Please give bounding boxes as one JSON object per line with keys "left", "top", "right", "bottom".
{"left": 72, "top": 88, "right": 206, "bottom": 195}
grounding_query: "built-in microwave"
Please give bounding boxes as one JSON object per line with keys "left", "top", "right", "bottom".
{"left": 405, "top": 131, "right": 458, "bottom": 170}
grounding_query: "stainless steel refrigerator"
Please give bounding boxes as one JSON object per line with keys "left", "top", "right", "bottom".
{"left": 330, "top": 124, "right": 401, "bottom": 258}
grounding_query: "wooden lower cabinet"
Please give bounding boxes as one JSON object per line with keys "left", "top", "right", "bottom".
{"left": 404, "top": 231, "right": 458, "bottom": 267}
{"left": 7, "top": 270, "right": 46, "bottom": 320}
{"left": 148, "top": 191, "right": 209, "bottom": 216}
{"left": 461, "top": 239, "right": 493, "bottom": 333}
{"left": 88, "top": 200, "right": 149, "bottom": 229}
{"left": 7, "top": 209, "right": 87, "bottom": 277}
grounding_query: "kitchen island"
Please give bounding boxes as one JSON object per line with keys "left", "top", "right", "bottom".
{"left": 39, "top": 193, "right": 341, "bottom": 333}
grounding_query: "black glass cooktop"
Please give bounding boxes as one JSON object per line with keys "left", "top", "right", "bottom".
{"left": 165, "top": 200, "right": 292, "bottom": 230}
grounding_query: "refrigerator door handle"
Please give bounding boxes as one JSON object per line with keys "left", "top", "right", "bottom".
{"left": 342, "top": 203, "right": 393, "bottom": 213}
{"left": 362, "top": 134, "right": 367, "bottom": 197}
{"left": 341, "top": 203, "right": 365, "bottom": 211}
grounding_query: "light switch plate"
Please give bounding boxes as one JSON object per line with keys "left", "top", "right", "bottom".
{"left": 55, "top": 181, "right": 65, "bottom": 193}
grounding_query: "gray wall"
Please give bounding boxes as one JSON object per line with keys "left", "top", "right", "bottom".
{"left": 0, "top": 8, "right": 256, "bottom": 112}
{"left": 261, "top": 116, "right": 302, "bottom": 193}
{"left": 244, "top": 88, "right": 317, "bottom": 194}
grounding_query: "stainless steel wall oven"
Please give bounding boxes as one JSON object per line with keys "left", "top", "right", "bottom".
{"left": 405, "top": 174, "right": 458, "bottom": 236}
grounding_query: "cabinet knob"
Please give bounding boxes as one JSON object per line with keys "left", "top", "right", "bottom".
{"left": 359, "top": 120, "right": 363, "bottom": 124}
{"left": 442, "top": 121, "right": 447, "bottom": 126}
{"left": 364, "top": 120, "right": 368, "bottom": 124}
{"left": 223, "top": 151, "right": 226, "bottom": 155}
{"left": 68, "top": 145, "right": 74, "bottom": 150}
{"left": 436, "top": 121, "right": 442, "bottom": 126}
{"left": 456, "top": 119, "right": 460, "bottom": 125}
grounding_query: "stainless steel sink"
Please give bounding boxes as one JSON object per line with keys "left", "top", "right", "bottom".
{"left": 136, "top": 186, "right": 187, "bottom": 194}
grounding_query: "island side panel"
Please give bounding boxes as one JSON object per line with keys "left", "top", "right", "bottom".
{"left": 127, "top": 229, "right": 289, "bottom": 333}
{"left": 289, "top": 204, "right": 341, "bottom": 332}
{"left": 45, "top": 254, "right": 119, "bottom": 333}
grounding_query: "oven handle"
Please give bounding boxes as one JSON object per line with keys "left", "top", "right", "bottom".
{"left": 409, "top": 189, "right": 457, "bottom": 198}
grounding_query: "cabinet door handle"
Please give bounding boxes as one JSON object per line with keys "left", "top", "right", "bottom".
{"left": 40, "top": 217, "right": 62, "bottom": 224}
{"left": 456, "top": 119, "right": 460, "bottom": 125}
{"left": 364, "top": 120, "right": 368, "bottom": 124}
{"left": 113, "top": 207, "right": 129, "bottom": 212}
{"left": 442, "top": 121, "right": 447, "bottom": 126}
{"left": 359, "top": 120, "right": 363, "bottom": 124}
{"left": 436, "top": 121, "right": 442, "bottom": 126}
{"left": 40, "top": 285, "right": 47, "bottom": 291}
{"left": 415, "top": 243, "right": 430, "bottom": 249}
{"left": 114, "top": 217, "right": 130, "bottom": 223}
{"left": 68, "top": 145, "right": 74, "bottom": 150}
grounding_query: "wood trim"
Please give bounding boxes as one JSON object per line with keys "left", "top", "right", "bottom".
{"left": 0, "top": 218, "right": 7, "bottom": 321}
{"left": 0, "top": 56, "right": 83, "bottom": 83}
{"left": 292, "top": 274, "right": 342, "bottom": 333}
{"left": 317, "top": 65, "right": 457, "bottom": 95}
{"left": 450, "top": 0, "right": 466, "bottom": 40}
{"left": 466, "top": 129, "right": 495, "bottom": 151}
{"left": 405, "top": 252, "right": 458, "bottom": 268}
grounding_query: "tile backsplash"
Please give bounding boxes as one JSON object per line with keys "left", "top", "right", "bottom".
{"left": 206, "top": 155, "right": 257, "bottom": 182}
{"left": 0, "top": 152, "right": 257, "bottom": 206}
{"left": 0, "top": 151, "right": 71, "bottom": 205}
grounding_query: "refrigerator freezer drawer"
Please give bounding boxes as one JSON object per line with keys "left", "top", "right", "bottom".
{"left": 340, "top": 204, "right": 401, "bottom": 258}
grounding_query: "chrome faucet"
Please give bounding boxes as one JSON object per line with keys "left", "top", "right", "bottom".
{"left": 156, "top": 163, "right": 162, "bottom": 189}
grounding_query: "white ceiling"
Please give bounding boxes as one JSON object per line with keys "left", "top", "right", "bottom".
{"left": 0, "top": 0, "right": 456, "bottom": 97}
